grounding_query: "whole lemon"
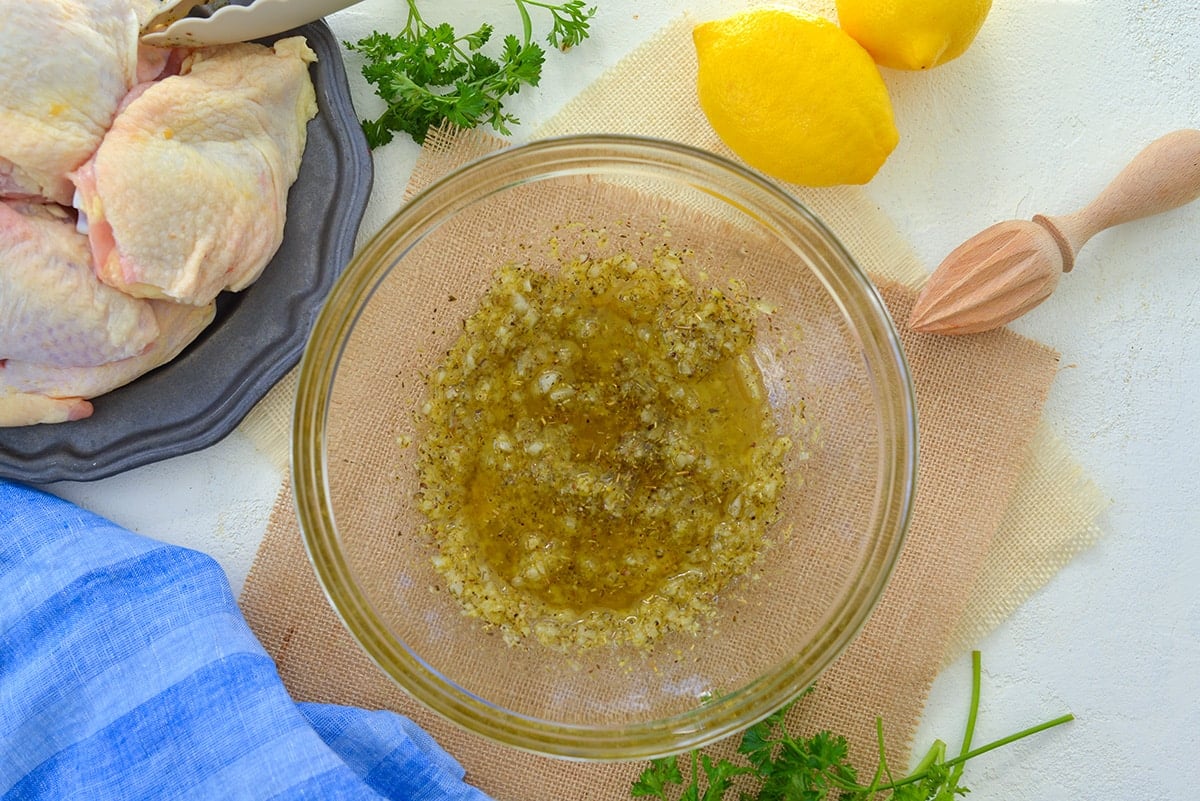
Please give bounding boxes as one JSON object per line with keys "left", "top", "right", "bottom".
{"left": 693, "top": 9, "right": 898, "bottom": 187}
{"left": 836, "top": 0, "right": 992, "bottom": 70}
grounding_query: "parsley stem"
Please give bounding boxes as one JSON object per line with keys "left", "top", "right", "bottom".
{"left": 867, "top": 718, "right": 891, "bottom": 794}
{"left": 907, "top": 738, "right": 945, "bottom": 778}
{"left": 949, "top": 649, "right": 983, "bottom": 788}
{"left": 402, "top": 0, "right": 422, "bottom": 41}
{"left": 513, "top": 0, "right": 535, "bottom": 46}
{"left": 878, "top": 712, "right": 1075, "bottom": 792}
{"left": 943, "top": 712, "right": 1076, "bottom": 768}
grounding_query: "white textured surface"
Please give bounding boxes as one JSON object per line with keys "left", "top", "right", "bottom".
{"left": 47, "top": 1, "right": 1199, "bottom": 798}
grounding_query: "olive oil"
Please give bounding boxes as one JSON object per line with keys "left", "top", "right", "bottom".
{"left": 417, "top": 249, "right": 790, "bottom": 650}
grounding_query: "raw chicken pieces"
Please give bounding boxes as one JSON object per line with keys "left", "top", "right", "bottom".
{"left": 0, "top": 0, "right": 167, "bottom": 204}
{"left": 72, "top": 38, "right": 319, "bottom": 306}
{"left": 0, "top": 200, "right": 204, "bottom": 427}
{"left": 0, "top": 10, "right": 318, "bottom": 427}
{"left": 1, "top": 300, "right": 215, "bottom": 427}
{"left": 0, "top": 202, "right": 158, "bottom": 368}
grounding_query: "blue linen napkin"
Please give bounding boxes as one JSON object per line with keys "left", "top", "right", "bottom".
{"left": 0, "top": 479, "right": 493, "bottom": 801}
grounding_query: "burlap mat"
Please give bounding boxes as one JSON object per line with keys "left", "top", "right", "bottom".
{"left": 235, "top": 10, "right": 1107, "bottom": 799}
{"left": 239, "top": 235, "right": 1054, "bottom": 801}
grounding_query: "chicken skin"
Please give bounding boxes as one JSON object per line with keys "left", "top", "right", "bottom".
{"left": 0, "top": 202, "right": 158, "bottom": 368}
{"left": 0, "top": 0, "right": 169, "bottom": 205}
{"left": 1, "top": 25, "right": 318, "bottom": 427}
{"left": 72, "top": 37, "right": 318, "bottom": 306}
{"left": 0, "top": 299, "right": 214, "bottom": 426}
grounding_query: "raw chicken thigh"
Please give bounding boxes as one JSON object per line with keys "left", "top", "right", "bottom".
{"left": 0, "top": 300, "right": 215, "bottom": 427}
{"left": 0, "top": 0, "right": 167, "bottom": 204}
{"left": 0, "top": 19, "right": 318, "bottom": 427}
{"left": 0, "top": 202, "right": 158, "bottom": 368}
{"left": 72, "top": 37, "right": 318, "bottom": 306}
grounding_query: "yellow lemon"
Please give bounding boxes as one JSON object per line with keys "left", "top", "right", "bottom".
{"left": 836, "top": 0, "right": 992, "bottom": 70}
{"left": 693, "top": 9, "right": 898, "bottom": 187}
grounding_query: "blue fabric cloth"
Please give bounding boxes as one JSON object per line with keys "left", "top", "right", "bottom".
{"left": 0, "top": 479, "right": 493, "bottom": 801}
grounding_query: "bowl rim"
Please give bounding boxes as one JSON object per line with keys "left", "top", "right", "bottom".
{"left": 292, "top": 132, "right": 918, "bottom": 760}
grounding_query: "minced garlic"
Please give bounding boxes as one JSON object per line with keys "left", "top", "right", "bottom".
{"left": 415, "top": 247, "right": 791, "bottom": 651}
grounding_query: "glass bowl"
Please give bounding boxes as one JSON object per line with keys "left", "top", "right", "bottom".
{"left": 292, "top": 134, "right": 917, "bottom": 760}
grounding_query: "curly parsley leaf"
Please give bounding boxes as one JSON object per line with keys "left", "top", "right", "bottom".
{"left": 632, "top": 756, "right": 684, "bottom": 799}
{"left": 700, "top": 755, "right": 753, "bottom": 801}
{"left": 346, "top": 0, "right": 595, "bottom": 148}
{"left": 631, "top": 652, "right": 1073, "bottom": 801}
{"left": 631, "top": 752, "right": 752, "bottom": 801}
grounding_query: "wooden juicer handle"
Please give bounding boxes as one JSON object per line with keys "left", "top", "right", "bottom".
{"left": 1034, "top": 128, "right": 1200, "bottom": 272}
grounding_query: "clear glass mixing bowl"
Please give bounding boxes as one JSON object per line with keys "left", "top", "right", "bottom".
{"left": 292, "top": 134, "right": 917, "bottom": 760}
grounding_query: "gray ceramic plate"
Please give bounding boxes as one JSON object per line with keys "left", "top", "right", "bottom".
{"left": 0, "top": 21, "right": 373, "bottom": 483}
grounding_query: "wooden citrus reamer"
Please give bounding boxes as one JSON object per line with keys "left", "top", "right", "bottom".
{"left": 910, "top": 129, "right": 1200, "bottom": 335}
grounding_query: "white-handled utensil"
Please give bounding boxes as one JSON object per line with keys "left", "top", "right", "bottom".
{"left": 142, "top": 0, "right": 362, "bottom": 47}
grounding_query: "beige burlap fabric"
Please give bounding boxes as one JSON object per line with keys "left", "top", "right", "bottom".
{"left": 235, "top": 11, "right": 1107, "bottom": 799}
{"left": 239, "top": 124, "right": 1064, "bottom": 798}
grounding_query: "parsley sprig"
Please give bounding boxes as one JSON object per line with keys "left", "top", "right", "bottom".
{"left": 346, "top": 0, "right": 596, "bottom": 148}
{"left": 632, "top": 651, "right": 1074, "bottom": 800}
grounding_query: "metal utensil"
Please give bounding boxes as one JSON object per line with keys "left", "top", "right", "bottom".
{"left": 909, "top": 129, "right": 1200, "bottom": 335}
{"left": 141, "top": 0, "right": 361, "bottom": 47}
